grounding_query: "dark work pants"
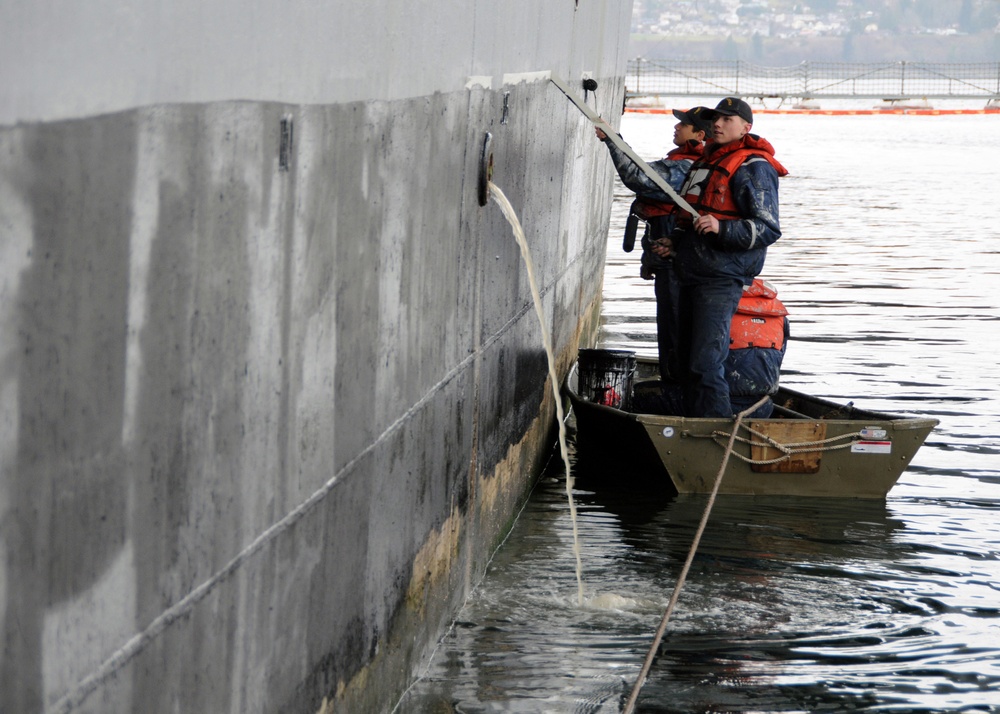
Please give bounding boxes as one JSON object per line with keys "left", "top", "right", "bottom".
{"left": 653, "top": 265, "right": 680, "bottom": 385}
{"left": 676, "top": 278, "right": 745, "bottom": 417}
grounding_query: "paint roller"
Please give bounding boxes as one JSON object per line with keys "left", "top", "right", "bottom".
{"left": 549, "top": 74, "right": 700, "bottom": 252}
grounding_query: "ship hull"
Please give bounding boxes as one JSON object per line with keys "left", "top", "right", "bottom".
{"left": 0, "top": 3, "right": 633, "bottom": 712}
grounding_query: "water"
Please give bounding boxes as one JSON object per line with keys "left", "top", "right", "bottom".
{"left": 399, "top": 113, "right": 1000, "bottom": 712}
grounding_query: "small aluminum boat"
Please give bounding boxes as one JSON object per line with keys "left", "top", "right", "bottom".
{"left": 566, "top": 355, "right": 938, "bottom": 499}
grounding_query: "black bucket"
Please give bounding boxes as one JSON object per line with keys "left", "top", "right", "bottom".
{"left": 577, "top": 348, "right": 637, "bottom": 410}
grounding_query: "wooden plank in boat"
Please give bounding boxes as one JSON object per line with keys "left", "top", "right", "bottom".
{"left": 750, "top": 421, "right": 827, "bottom": 474}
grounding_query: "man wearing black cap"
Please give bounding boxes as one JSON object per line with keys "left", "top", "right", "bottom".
{"left": 635, "top": 106, "right": 713, "bottom": 275}
{"left": 595, "top": 106, "right": 712, "bottom": 391}
{"left": 594, "top": 105, "right": 711, "bottom": 213}
{"left": 659, "top": 96, "right": 789, "bottom": 418}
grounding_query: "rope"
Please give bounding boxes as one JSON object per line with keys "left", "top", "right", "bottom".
{"left": 621, "top": 395, "right": 768, "bottom": 714}
{"left": 687, "top": 424, "right": 864, "bottom": 466}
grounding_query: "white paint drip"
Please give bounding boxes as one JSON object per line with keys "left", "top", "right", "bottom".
{"left": 121, "top": 117, "right": 160, "bottom": 447}
{"left": 465, "top": 76, "right": 493, "bottom": 90}
{"left": 501, "top": 70, "right": 553, "bottom": 86}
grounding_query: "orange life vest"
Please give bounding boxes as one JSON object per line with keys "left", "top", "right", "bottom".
{"left": 730, "top": 278, "right": 788, "bottom": 350}
{"left": 666, "top": 140, "right": 705, "bottom": 163}
{"left": 677, "top": 135, "right": 788, "bottom": 227}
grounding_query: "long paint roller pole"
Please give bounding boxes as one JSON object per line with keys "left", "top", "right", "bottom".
{"left": 549, "top": 74, "right": 700, "bottom": 220}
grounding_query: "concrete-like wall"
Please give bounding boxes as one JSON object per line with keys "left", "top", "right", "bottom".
{"left": 0, "top": 2, "right": 632, "bottom": 712}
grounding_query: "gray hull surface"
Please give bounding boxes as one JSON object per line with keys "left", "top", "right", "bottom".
{"left": 0, "top": 2, "right": 634, "bottom": 712}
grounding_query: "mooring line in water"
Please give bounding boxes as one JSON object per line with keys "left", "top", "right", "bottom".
{"left": 489, "top": 181, "right": 584, "bottom": 606}
{"left": 622, "top": 395, "right": 769, "bottom": 714}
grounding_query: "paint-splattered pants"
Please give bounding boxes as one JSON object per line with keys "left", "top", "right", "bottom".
{"left": 676, "top": 278, "right": 744, "bottom": 417}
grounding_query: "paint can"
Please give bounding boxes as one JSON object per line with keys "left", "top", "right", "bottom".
{"left": 577, "top": 349, "right": 636, "bottom": 410}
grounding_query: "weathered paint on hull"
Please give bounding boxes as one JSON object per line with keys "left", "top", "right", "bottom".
{"left": 0, "top": 2, "right": 632, "bottom": 711}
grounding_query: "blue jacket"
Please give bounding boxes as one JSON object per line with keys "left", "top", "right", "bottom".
{"left": 602, "top": 138, "right": 700, "bottom": 270}
{"left": 671, "top": 134, "right": 785, "bottom": 285}
{"left": 603, "top": 138, "right": 695, "bottom": 198}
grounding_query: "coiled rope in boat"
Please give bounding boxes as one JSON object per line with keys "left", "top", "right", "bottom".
{"left": 689, "top": 425, "right": 865, "bottom": 466}
{"left": 621, "top": 395, "right": 769, "bottom": 714}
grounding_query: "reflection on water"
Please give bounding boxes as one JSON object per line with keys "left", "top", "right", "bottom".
{"left": 399, "top": 114, "right": 1000, "bottom": 713}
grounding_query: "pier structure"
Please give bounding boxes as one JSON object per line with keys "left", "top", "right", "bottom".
{"left": 627, "top": 59, "right": 1000, "bottom": 108}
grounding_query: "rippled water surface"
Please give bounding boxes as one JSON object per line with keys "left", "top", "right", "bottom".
{"left": 400, "top": 113, "right": 1000, "bottom": 713}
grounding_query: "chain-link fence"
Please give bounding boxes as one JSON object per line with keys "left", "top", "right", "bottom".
{"left": 628, "top": 59, "right": 1000, "bottom": 100}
